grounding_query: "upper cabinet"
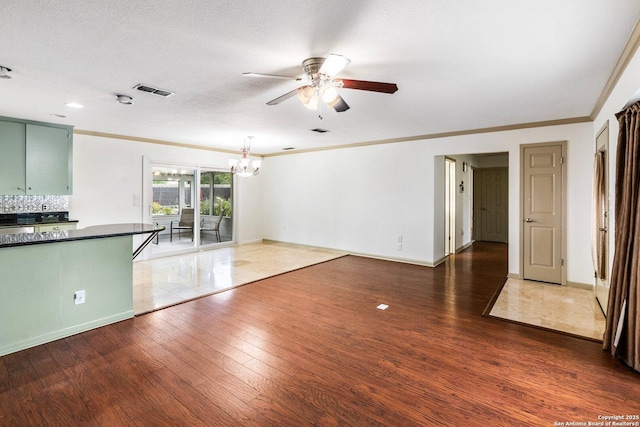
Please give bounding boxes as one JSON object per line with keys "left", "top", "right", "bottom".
{"left": 0, "top": 117, "right": 73, "bottom": 195}
{"left": 0, "top": 120, "right": 26, "bottom": 195}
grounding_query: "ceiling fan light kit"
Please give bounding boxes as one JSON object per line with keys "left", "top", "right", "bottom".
{"left": 244, "top": 54, "right": 398, "bottom": 114}
{"left": 321, "top": 86, "right": 339, "bottom": 104}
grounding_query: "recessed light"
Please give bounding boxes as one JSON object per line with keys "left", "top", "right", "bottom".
{"left": 116, "top": 94, "right": 134, "bottom": 105}
{"left": 0, "top": 65, "right": 12, "bottom": 79}
{"left": 65, "top": 102, "right": 84, "bottom": 109}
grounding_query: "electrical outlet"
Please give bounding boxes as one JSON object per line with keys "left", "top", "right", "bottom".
{"left": 74, "top": 290, "right": 86, "bottom": 305}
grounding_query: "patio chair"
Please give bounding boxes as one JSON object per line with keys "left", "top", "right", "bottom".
{"left": 201, "top": 210, "right": 225, "bottom": 242}
{"left": 170, "top": 208, "right": 194, "bottom": 242}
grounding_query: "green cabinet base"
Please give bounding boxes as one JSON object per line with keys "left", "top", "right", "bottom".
{"left": 0, "top": 236, "right": 134, "bottom": 356}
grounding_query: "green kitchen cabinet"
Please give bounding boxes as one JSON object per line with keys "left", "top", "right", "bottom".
{"left": 0, "top": 120, "right": 26, "bottom": 195}
{"left": 26, "top": 123, "right": 73, "bottom": 195}
{"left": 0, "top": 117, "right": 73, "bottom": 195}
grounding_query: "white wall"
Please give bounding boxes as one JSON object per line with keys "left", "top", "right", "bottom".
{"left": 66, "top": 82, "right": 623, "bottom": 287}
{"left": 261, "top": 122, "right": 594, "bottom": 284}
{"left": 69, "top": 134, "right": 263, "bottom": 256}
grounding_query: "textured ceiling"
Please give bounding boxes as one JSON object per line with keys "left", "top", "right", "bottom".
{"left": 1, "top": 0, "right": 639, "bottom": 155}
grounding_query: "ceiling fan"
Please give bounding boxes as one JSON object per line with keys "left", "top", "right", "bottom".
{"left": 243, "top": 54, "right": 398, "bottom": 114}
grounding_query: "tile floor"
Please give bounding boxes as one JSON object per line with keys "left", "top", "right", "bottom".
{"left": 489, "top": 278, "right": 606, "bottom": 341}
{"left": 133, "top": 241, "right": 346, "bottom": 314}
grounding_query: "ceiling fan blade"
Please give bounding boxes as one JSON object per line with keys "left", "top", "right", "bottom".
{"left": 331, "top": 95, "right": 350, "bottom": 112}
{"left": 266, "top": 87, "right": 303, "bottom": 105}
{"left": 243, "top": 72, "right": 303, "bottom": 81}
{"left": 340, "top": 79, "right": 398, "bottom": 94}
{"left": 318, "top": 54, "right": 351, "bottom": 77}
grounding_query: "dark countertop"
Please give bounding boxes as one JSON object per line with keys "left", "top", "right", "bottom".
{"left": 0, "top": 212, "right": 78, "bottom": 227}
{"left": 0, "top": 223, "right": 164, "bottom": 249}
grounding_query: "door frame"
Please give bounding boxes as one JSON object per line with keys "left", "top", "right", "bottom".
{"left": 594, "top": 121, "right": 609, "bottom": 314}
{"left": 142, "top": 157, "right": 237, "bottom": 259}
{"left": 444, "top": 157, "right": 456, "bottom": 255}
{"left": 519, "top": 140, "right": 567, "bottom": 286}
{"left": 198, "top": 168, "right": 236, "bottom": 250}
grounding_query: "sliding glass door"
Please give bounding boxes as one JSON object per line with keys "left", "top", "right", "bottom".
{"left": 147, "top": 163, "right": 234, "bottom": 257}
{"left": 150, "top": 166, "right": 197, "bottom": 255}
{"left": 199, "top": 170, "right": 233, "bottom": 248}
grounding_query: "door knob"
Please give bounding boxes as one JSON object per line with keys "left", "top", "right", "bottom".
{"left": 599, "top": 227, "right": 608, "bottom": 232}
{"left": 525, "top": 218, "right": 534, "bottom": 223}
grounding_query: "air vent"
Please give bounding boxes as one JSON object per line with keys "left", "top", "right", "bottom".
{"left": 133, "top": 84, "right": 175, "bottom": 97}
{"left": 282, "top": 147, "right": 295, "bottom": 151}
{"left": 310, "top": 128, "right": 330, "bottom": 133}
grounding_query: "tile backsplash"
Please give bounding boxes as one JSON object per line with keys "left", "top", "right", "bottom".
{"left": 0, "top": 195, "right": 68, "bottom": 214}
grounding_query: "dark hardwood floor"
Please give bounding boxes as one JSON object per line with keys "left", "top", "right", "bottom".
{"left": 1, "top": 242, "right": 639, "bottom": 426}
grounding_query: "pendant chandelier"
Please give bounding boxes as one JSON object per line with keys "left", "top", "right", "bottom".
{"left": 229, "top": 136, "right": 262, "bottom": 177}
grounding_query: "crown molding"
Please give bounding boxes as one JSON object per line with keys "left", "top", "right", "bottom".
{"left": 590, "top": 17, "right": 640, "bottom": 119}
{"left": 73, "top": 129, "right": 244, "bottom": 156}
{"left": 262, "top": 116, "right": 591, "bottom": 157}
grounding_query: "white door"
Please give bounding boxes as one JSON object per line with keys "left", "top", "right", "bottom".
{"left": 522, "top": 144, "right": 564, "bottom": 284}
{"left": 594, "top": 124, "right": 609, "bottom": 313}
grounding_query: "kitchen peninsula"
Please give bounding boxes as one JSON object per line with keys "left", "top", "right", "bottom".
{"left": 0, "top": 223, "right": 163, "bottom": 356}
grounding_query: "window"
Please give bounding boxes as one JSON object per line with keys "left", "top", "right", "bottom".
{"left": 152, "top": 167, "right": 194, "bottom": 215}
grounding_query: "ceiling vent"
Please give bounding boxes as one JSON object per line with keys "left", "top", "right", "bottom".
{"left": 133, "top": 83, "right": 174, "bottom": 97}
{"left": 310, "top": 128, "right": 330, "bottom": 133}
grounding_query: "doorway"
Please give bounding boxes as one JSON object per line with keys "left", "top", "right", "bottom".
{"left": 146, "top": 162, "right": 235, "bottom": 257}
{"left": 520, "top": 142, "right": 566, "bottom": 285}
{"left": 199, "top": 170, "right": 234, "bottom": 247}
{"left": 150, "top": 165, "right": 197, "bottom": 255}
{"left": 473, "top": 167, "right": 508, "bottom": 243}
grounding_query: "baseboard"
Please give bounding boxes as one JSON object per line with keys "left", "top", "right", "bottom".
{"left": 455, "top": 241, "right": 474, "bottom": 253}
{"left": 350, "top": 251, "right": 443, "bottom": 268}
{"left": 263, "top": 239, "right": 442, "bottom": 267}
{"left": 238, "top": 238, "right": 264, "bottom": 245}
{"left": 0, "top": 310, "right": 135, "bottom": 357}
{"left": 567, "top": 281, "right": 593, "bottom": 290}
{"left": 261, "top": 239, "right": 346, "bottom": 255}
{"left": 507, "top": 273, "right": 522, "bottom": 279}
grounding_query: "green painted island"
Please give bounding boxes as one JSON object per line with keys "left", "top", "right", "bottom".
{"left": 0, "top": 223, "right": 162, "bottom": 356}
